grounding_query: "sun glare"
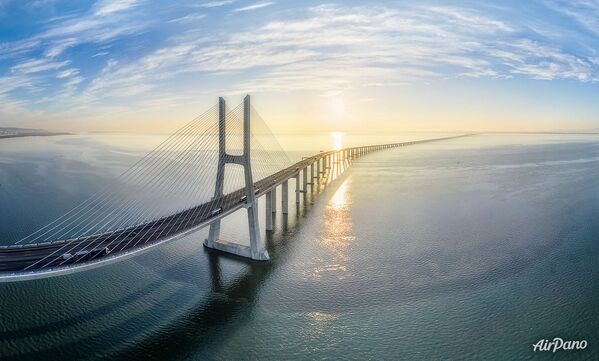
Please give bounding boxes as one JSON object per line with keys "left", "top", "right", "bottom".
{"left": 331, "top": 132, "right": 344, "bottom": 150}
{"left": 329, "top": 98, "right": 346, "bottom": 116}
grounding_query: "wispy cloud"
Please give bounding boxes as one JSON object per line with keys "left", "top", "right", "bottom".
{"left": 94, "top": 0, "right": 139, "bottom": 16}
{"left": 92, "top": 51, "right": 109, "bottom": 57}
{"left": 233, "top": 1, "right": 273, "bottom": 12}
{"left": 540, "top": 0, "right": 599, "bottom": 35}
{"left": 12, "top": 58, "right": 70, "bottom": 74}
{"left": 56, "top": 68, "right": 79, "bottom": 78}
{"left": 44, "top": 38, "right": 77, "bottom": 58}
{"left": 168, "top": 13, "right": 206, "bottom": 23}
{"left": 0, "top": 74, "right": 37, "bottom": 96}
{"left": 195, "top": 0, "right": 235, "bottom": 8}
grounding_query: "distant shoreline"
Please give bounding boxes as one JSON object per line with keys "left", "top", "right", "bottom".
{"left": 0, "top": 132, "right": 73, "bottom": 140}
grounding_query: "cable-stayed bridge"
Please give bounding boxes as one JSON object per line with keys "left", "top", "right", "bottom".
{"left": 0, "top": 95, "right": 469, "bottom": 282}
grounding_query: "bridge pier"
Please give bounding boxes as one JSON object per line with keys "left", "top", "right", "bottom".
{"left": 282, "top": 180, "right": 289, "bottom": 214}
{"left": 204, "top": 95, "right": 269, "bottom": 261}
{"left": 303, "top": 167, "right": 308, "bottom": 193}
{"left": 271, "top": 186, "right": 277, "bottom": 213}
{"left": 295, "top": 172, "right": 300, "bottom": 203}
{"left": 265, "top": 191, "right": 273, "bottom": 230}
{"left": 310, "top": 163, "right": 315, "bottom": 191}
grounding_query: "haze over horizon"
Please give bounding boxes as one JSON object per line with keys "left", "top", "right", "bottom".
{"left": 1, "top": 0, "right": 599, "bottom": 135}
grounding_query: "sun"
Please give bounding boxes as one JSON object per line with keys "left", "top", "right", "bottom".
{"left": 329, "top": 98, "right": 347, "bottom": 116}
{"left": 330, "top": 132, "right": 344, "bottom": 150}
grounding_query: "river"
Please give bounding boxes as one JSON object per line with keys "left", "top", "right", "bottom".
{"left": 0, "top": 133, "right": 597, "bottom": 360}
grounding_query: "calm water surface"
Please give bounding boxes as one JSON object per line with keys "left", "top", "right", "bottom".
{"left": 0, "top": 133, "right": 598, "bottom": 360}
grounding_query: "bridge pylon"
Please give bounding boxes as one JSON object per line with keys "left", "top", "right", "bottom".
{"left": 203, "top": 95, "right": 270, "bottom": 261}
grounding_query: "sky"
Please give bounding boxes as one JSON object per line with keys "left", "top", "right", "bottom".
{"left": 1, "top": 0, "right": 599, "bottom": 134}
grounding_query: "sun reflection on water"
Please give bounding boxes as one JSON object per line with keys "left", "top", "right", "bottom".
{"left": 307, "top": 178, "right": 355, "bottom": 280}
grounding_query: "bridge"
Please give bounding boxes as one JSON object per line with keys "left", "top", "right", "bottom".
{"left": 0, "top": 95, "right": 468, "bottom": 282}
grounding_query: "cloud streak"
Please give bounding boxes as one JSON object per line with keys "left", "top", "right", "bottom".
{"left": 196, "top": 0, "right": 235, "bottom": 8}
{"left": 233, "top": 1, "right": 273, "bottom": 12}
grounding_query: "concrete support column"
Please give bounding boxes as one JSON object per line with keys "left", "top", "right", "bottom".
{"left": 271, "top": 186, "right": 276, "bottom": 213}
{"left": 310, "top": 163, "right": 315, "bottom": 190}
{"left": 282, "top": 180, "right": 288, "bottom": 214}
{"left": 265, "top": 191, "right": 273, "bottom": 231}
{"left": 295, "top": 173, "right": 300, "bottom": 203}
{"left": 303, "top": 167, "right": 308, "bottom": 191}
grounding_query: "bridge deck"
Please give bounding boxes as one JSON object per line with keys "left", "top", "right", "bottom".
{"left": 0, "top": 136, "right": 468, "bottom": 279}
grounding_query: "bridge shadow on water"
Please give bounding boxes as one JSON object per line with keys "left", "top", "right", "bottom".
{"left": 104, "top": 170, "right": 351, "bottom": 361}
{"left": 0, "top": 167, "right": 350, "bottom": 361}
